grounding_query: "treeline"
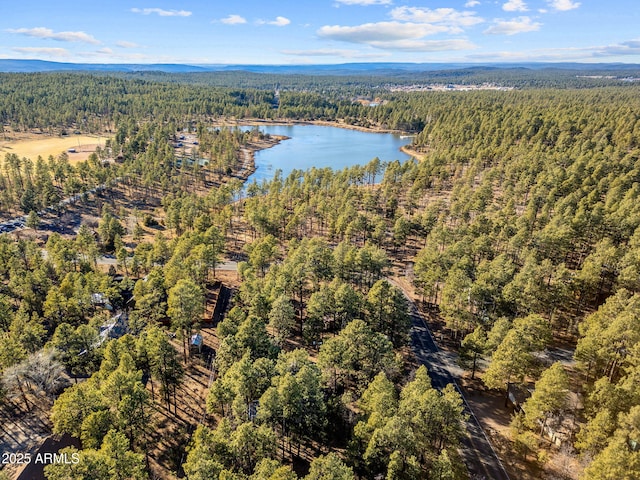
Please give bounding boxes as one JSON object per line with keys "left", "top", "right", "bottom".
{"left": 126, "top": 66, "right": 640, "bottom": 90}
{"left": 0, "top": 73, "right": 277, "bottom": 132}
{"left": 2, "top": 70, "right": 640, "bottom": 137}
{"left": 0, "top": 72, "right": 377, "bottom": 131}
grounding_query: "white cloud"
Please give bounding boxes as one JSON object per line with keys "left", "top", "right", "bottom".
{"left": 368, "top": 39, "right": 477, "bottom": 51}
{"left": 317, "top": 22, "right": 478, "bottom": 51}
{"left": 465, "top": 0, "right": 481, "bottom": 6}
{"left": 389, "top": 7, "right": 484, "bottom": 30}
{"left": 465, "top": 39, "right": 640, "bottom": 62}
{"left": 221, "top": 14, "right": 247, "bottom": 25}
{"left": 116, "top": 41, "right": 140, "bottom": 48}
{"left": 257, "top": 16, "right": 291, "bottom": 27}
{"left": 282, "top": 48, "right": 357, "bottom": 56}
{"left": 503, "top": 0, "right": 528, "bottom": 12}
{"left": 318, "top": 6, "right": 481, "bottom": 53}
{"left": 270, "top": 16, "right": 291, "bottom": 27}
{"left": 484, "top": 16, "right": 541, "bottom": 35}
{"left": 131, "top": 8, "right": 191, "bottom": 17}
{"left": 78, "top": 48, "right": 114, "bottom": 58}
{"left": 281, "top": 48, "right": 390, "bottom": 59}
{"left": 12, "top": 47, "right": 70, "bottom": 57}
{"left": 546, "top": 0, "right": 580, "bottom": 11}
{"left": 7, "top": 27, "right": 100, "bottom": 44}
{"left": 334, "top": 0, "right": 392, "bottom": 5}
{"left": 318, "top": 22, "right": 451, "bottom": 43}
{"left": 319, "top": 7, "right": 484, "bottom": 42}
{"left": 76, "top": 48, "right": 148, "bottom": 61}
{"left": 594, "top": 39, "right": 640, "bottom": 57}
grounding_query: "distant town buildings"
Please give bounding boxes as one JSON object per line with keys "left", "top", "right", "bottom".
{"left": 388, "top": 83, "right": 514, "bottom": 93}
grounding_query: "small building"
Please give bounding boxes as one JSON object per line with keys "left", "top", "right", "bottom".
{"left": 190, "top": 333, "right": 203, "bottom": 354}
{"left": 91, "top": 293, "right": 113, "bottom": 311}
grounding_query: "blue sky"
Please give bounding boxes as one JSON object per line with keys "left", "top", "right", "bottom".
{"left": 1, "top": 0, "right": 639, "bottom": 64}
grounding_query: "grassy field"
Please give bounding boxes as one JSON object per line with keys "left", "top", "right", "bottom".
{"left": 0, "top": 134, "right": 106, "bottom": 164}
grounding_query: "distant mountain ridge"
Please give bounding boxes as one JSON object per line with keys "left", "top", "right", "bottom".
{"left": 0, "top": 59, "right": 210, "bottom": 73}
{"left": 1, "top": 59, "right": 640, "bottom": 75}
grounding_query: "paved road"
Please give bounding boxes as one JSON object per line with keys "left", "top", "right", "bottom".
{"left": 405, "top": 290, "right": 511, "bottom": 480}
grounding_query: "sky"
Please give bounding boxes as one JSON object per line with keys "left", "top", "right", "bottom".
{"left": 1, "top": 0, "right": 639, "bottom": 65}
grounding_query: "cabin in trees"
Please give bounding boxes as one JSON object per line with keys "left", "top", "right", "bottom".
{"left": 507, "top": 383, "right": 578, "bottom": 447}
{"left": 91, "top": 292, "right": 113, "bottom": 311}
{"left": 190, "top": 333, "right": 203, "bottom": 354}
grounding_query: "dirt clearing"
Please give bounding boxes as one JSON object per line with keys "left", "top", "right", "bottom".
{"left": 0, "top": 134, "right": 107, "bottom": 164}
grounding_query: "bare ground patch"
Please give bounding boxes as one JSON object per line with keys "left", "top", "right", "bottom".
{"left": 0, "top": 134, "right": 107, "bottom": 164}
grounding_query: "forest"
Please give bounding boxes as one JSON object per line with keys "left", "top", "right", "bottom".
{"left": 0, "top": 68, "right": 640, "bottom": 480}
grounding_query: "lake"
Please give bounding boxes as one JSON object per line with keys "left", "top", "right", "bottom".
{"left": 246, "top": 124, "right": 413, "bottom": 183}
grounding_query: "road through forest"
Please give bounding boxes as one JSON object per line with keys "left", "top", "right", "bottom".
{"left": 395, "top": 280, "right": 511, "bottom": 480}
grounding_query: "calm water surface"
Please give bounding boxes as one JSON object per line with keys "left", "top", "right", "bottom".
{"left": 247, "top": 125, "right": 412, "bottom": 183}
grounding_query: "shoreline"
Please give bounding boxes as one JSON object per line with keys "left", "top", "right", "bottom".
{"left": 214, "top": 117, "right": 412, "bottom": 136}
{"left": 236, "top": 134, "right": 288, "bottom": 182}
{"left": 400, "top": 145, "right": 426, "bottom": 161}
{"left": 226, "top": 118, "right": 420, "bottom": 178}
{"left": 0, "top": 118, "right": 420, "bottom": 184}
